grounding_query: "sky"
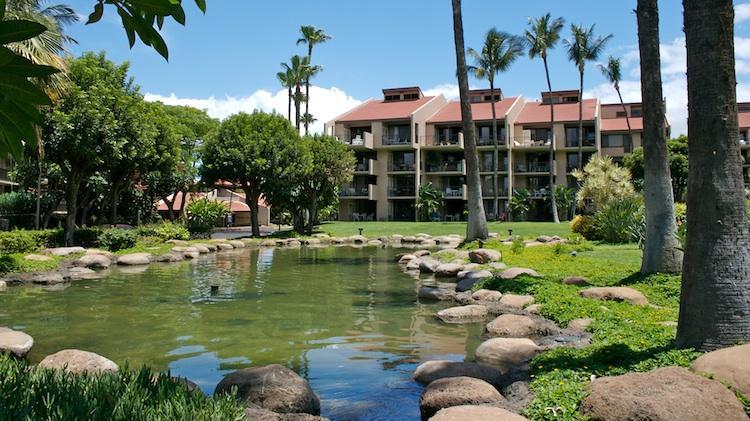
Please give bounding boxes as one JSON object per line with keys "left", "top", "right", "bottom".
{"left": 63, "top": 0, "right": 750, "bottom": 136}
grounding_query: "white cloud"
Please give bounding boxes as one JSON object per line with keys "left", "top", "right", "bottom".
{"left": 144, "top": 86, "right": 362, "bottom": 134}
{"left": 737, "top": 3, "right": 750, "bottom": 23}
{"left": 424, "top": 83, "right": 460, "bottom": 99}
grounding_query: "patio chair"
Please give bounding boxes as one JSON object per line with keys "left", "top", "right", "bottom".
{"left": 353, "top": 212, "right": 360, "bottom": 222}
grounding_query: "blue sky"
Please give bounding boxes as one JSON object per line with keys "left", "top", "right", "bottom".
{"left": 63, "top": 1, "right": 750, "bottom": 135}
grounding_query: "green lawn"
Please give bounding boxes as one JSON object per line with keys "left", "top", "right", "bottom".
{"left": 313, "top": 221, "right": 572, "bottom": 239}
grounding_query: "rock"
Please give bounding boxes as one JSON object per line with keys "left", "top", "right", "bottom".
{"left": 498, "top": 294, "right": 535, "bottom": 309}
{"left": 155, "top": 253, "right": 184, "bottom": 263}
{"left": 454, "top": 291, "right": 475, "bottom": 305}
{"left": 74, "top": 254, "right": 111, "bottom": 269}
{"left": 500, "top": 268, "right": 540, "bottom": 280}
{"left": 567, "top": 318, "right": 593, "bottom": 331}
{"left": 330, "top": 237, "right": 345, "bottom": 245}
{"left": 406, "top": 259, "right": 422, "bottom": 271}
{"left": 413, "top": 360, "right": 503, "bottom": 387}
{"left": 85, "top": 249, "right": 114, "bottom": 257}
{"left": 461, "top": 263, "right": 481, "bottom": 272}
{"left": 192, "top": 244, "right": 211, "bottom": 254}
{"left": 14, "top": 271, "right": 65, "bottom": 285}
{"left": 312, "top": 233, "right": 330, "bottom": 239}
{"left": 243, "top": 408, "right": 329, "bottom": 420}
{"left": 368, "top": 239, "right": 383, "bottom": 246}
{"left": 419, "top": 377, "right": 505, "bottom": 420}
{"left": 24, "top": 254, "right": 52, "bottom": 262}
{"left": 228, "top": 240, "right": 246, "bottom": 248}
{"left": 418, "top": 287, "right": 456, "bottom": 301}
{"left": 430, "top": 405, "right": 528, "bottom": 421}
{"left": 691, "top": 343, "right": 750, "bottom": 397}
{"left": 403, "top": 236, "right": 418, "bottom": 243}
{"left": 525, "top": 304, "right": 542, "bottom": 314}
{"left": 45, "top": 246, "right": 85, "bottom": 256}
{"left": 458, "top": 270, "right": 493, "bottom": 281}
{"left": 485, "top": 314, "right": 557, "bottom": 338}
{"left": 580, "top": 367, "right": 747, "bottom": 421}
{"left": 562, "top": 276, "right": 590, "bottom": 286}
{"left": 435, "top": 263, "right": 463, "bottom": 277}
{"left": 436, "top": 305, "right": 488, "bottom": 323}
{"left": 348, "top": 235, "right": 367, "bottom": 244}
{"left": 38, "top": 349, "right": 118, "bottom": 374}
{"left": 488, "top": 262, "right": 508, "bottom": 271}
{"left": 414, "top": 249, "right": 431, "bottom": 257}
{"left": 468, "top": 249, "right": 501, "bottom": 264}
{"left": 472, "top": 289, "right": 503, "bottom": 301}
{"left": 117, "top": 253, "right": 152, "bottom": 266}
{"left": 261, "top": 240, "right": 277, "bottom": 247}
{"left": 65, "top": 267, "right": 101, "bottom": 281}
{"left": 215, "top": 364, "right": 320, "bottom": 415}
{"left": 398, "top": 254, "right": 417, "bottom": 264}
{"left": 455, "top": 278, "right": 483, "bottom": 293}
{"left": 419, "top": 259, "right": 441, "bottom": 274}
{"left": 215, "top": 242, "right": 235, "bottom": 250}
{"left": 536, "top": 235, "right": 553, "bottom": 243}
{"left": 167, "top": 239, "right": 189, "bottom": 245}
{"left": 580, "top": 287, "right": 649, "bottom": 306}
{"left": 304, "top": 238, "right": 321, "bottom": 246}
{"left": 194, "top": 243, "right": 217, "bottom": 252}
{"left": 390, "top": 234, "right": 404, "bottom": 242}
{"left": 286, "top": 240, "right": 302, "bottom": 247}
{"left": 183, "top": 251, "right": 200, "bottom": 259}
{"left": 0, "top": 327, "right": 34, "bottom": 357}
{"left": 0, "top": 280, "right": 6, "bottom": 291}
{"left": 475, "top": 338, "right": 540, "bottom": 372}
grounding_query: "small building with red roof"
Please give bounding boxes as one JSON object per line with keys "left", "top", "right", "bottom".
{"left": 156, "top": 188, "right": 270, "bottom": 227}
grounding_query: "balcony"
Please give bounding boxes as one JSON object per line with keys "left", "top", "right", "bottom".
{"left": 354, "top": 159, "right": 375, "bottom": 175}
{"left": 337, "top": 131, "right": 374, "bottom": 150}
{"left": 512, "top": 136, "right": 552, "bottom": 148}
{"left": 423, "top": 133, "right": 464, "bottom": 148}
{"left": 564, "top": 137, "right": 596, "bottom": 148}
{"left": 482, "top": 188, "right": 509, "bottom": 198}
{"left": 382, "top": 134, "right": 412, "bottom": 146}
{"left": 514, "top": 162, "right": 553, "bottom": 173}
{"left": 443, "top": 185, "right": 467, "bottom": 200}
{"left": 388, "top": 161, "right": 416, "bottom": 172}
{"left": 425, "top": 160, "right": 465, "bottom": 174}
{"left": 339, "top": 184, "right": 374, "bottom": 200}
{"left": 477, "top": 136, "right": 507, "bottom": 147}
{"left": 388, "top": 185, "right": 416, "bottom": 198}
{"left": 480, "top": 162, "right": 508, "bottom": 173}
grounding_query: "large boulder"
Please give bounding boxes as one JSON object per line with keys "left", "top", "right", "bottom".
{"left": 45, "top": 246, "right": 85, "bottom": 256}
{"left": 474, "top": 338, "right": 540, "bottom": 372}
{"left": 398, "top": 254, "right": 417, "bottom": 264}
{"left": 38, "top": 349, "right": 118, "bottom": 374}
{"left": 580, "top": 287, "right": 648, "bottom": 306}
{"left": 215, "top": 364, "right": 320, "bottom": 415}
{"left": 419, "top": 376, "right": 504, "bottom": 420}
{"left": 567, "top": 318, "right": 593, "bottom": 331}
{"left": 216, "top": 242, "right": 235, "bottom": 250}
{"left": 418, "top": 287, "right": 456, "bottom": 301}
{"left": 0, "top": 280, "right": 6, "bottom": 291}
{"left": 244, "top": 408, "right": 329, "bottom": 421}
{"left": 500, "top": 268, "right": 540, "bottom": 280}
{"left": 116, "top": 253, "right": 152, "bottom": 266}
{"left": 562, "top": 276, "right": 590, "bottom": 286}
{"left": 228, "top": 240, "right": 246, "bottom": 248}
{"left": 348, "top": 235, "right": 367, "bottom": 244}
{"left": 414, "top": 250, "right": 432, "bottom": 257}
{"left": 65, "top": 267, "right": 102, "bottom": 281}
{"left": 498, "top": 294, "right": 535, "bottom": 309}
{"left": 193, "top": 243, "right": 216, "bottom": 252}
{"left": 468, "top": 249, "right": 501, "bottom": 264}
{"left": 419, "top": 259, "right": 442, "bottom": 274}
{"left": 580, "top": 366, "right": 747, "bottom": 421}
{"left": 436, "top": 305, "right": 488, "bottom": 323}
{"left": 485, "top": 314, "right": 557, "bottom": 338}
{"left": 154, "top": 253, "right": 185, "bottom": 263}
{"left": 413, "top": 360, "right": 503, "bottom": 387}
{"left": 691, "top": 343, "right": 750, "bottom": 397}
{"left": 74, "top": 254, "right": 112, "bottom": 269}
{"left": 435, "top": 263, "right": 463, "bottom": 277}
{"left": 430, "top": 405, "right": 528, "bottom": 421}
{"left": 456, "top": 271, "right": 493, "bottom": 292}
{"left": 472, "top": 289, "right": 503, "bottom": 302}
{"left": 406, "top": 259, "right": 423, "bottom": 271}
{"left": 12, "top": 271, "right": 65, "bottom": 285}
{"left": 0, "top": 327, "right": 33, "bottom": 357}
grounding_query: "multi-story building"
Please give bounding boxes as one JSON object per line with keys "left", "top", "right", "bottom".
{"left": 738, "top": 103, "right": 750, "bottom": 185}
{"left": 324, "top": 86, "right": 645, "bottom": 221}
{"left": 0, "top": 156, "right": 16, "bottom": 194}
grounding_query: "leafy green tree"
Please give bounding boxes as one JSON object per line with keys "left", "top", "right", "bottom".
{"left": 200, "top": 111, "right": 300, "bottom": 237}
{"left": 623, "top": 135, "right": 689, "bottom": 202}
{"left": 297, "top": 25, "right": 331, "bottom": 135}
{"left": 572, "top": 156, "right": 636, "bottom": 213}
{"left": 416, "top": 182, "right": 443, "bottom": 222}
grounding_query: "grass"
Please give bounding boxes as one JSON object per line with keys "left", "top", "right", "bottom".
{"left": 313, "top": 221, "right": 572, "bottom": 239}
{"left": 470, "top": 242, "right": 705, "bottom": 420}
{"left": 0, "top": 253, "right": 72, "bottom": 275}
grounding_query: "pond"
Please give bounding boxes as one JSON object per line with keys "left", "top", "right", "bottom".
{"left": 0, "top": 246, "right": 484, "bottom": 420}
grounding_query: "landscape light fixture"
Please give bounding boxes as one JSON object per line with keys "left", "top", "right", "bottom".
{"left": 358, "top": 227, "right": 363, "bottom": 236}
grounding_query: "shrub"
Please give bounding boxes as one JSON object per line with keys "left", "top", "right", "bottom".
{"left": 572, "top": 156, "right": 636, "bottom": 213}
{"left": 570, "top": 215, "right": 599, "bottom": 240}
{"left": 137, "top": 222, "right": 190, "bottom": 241}
{"left": 510, "top": 236, "right": 526, "bottom": 254}
{"left": 0, "top": 230, "right": 42, "bottom": 254}
{"left": 186, "top": 198, "right": 228, "bottom": 234}
{"left": 0, "top": 192, "right": 35, "bottom": 228}
{"left": 97, "top": 229, "right": 137, "bottom": 252}
{"left": 595, "top": 197, "right": 644, "bottom": 244}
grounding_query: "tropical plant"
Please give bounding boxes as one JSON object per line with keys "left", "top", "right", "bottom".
{"left": 280, "top": 55, "right": 317, "bottom": 132}
{"left": 552, "top": 185, "right": 575, "bottom": 220}
{"left": 594, "top": 196, "right": 644, "bottom": 244}
{"left": 468, "top": 28, "right": 523, "bottom": 221}
{"left": 678, "top": 0, "right": 750, "bottom": 350}
{"left": 451, "top": 0, "right": 488, "bottom": 241}
{"left": 564, "top": 24, "right": 612, "bottom": 170}
{"left": 136, "top": 221, "right": 190, "bottom": 241}
{"left": 297, "top": 25, "right": 331, "bottom": 135}
{"left": 416, "top": 182, "right": 443, "bottom": 222}
{"left": 570, "top": 214, "right": 599, "bottom": 240}
{"left": 572, "top": 156, "right": 636, "bottom": 213}
{"left": 526, "top": 13, "right": 566, "bottom": 223}
{"left": 510, "top": 235, "right": 525, "bottom": 254}
{"left": 510, "top": 188, "right": 531, "bottom": 220}
{"left": 185, "top": 197, "right": 227, "bottom": 234}
{"left": 276, "top": 66, "right": 294, "bottom": 123}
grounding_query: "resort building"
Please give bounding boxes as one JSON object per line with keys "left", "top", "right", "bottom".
{"left": 325, "top": 86, "right": 647, "bottom": 222}
{"left": 0, "top": 156, "right": 16, "bottom": 194}
{"left": 738, "top": 102, "right": 750, "bottom": 185}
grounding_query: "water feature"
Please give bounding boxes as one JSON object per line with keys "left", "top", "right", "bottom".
{"left": 0, "top": 246, "right": 483, "bottom": 420}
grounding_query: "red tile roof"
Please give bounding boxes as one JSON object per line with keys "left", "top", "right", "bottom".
{"left": 427, "top": 97, "right": 519, "bottom": 124}
{"left": 516, "top": 98, "right": 598, "bottom": 124}
{"left": 156, "top": 191, "right": 267, "bottom": 212}
{"left": 740, "top": 112, "right": 750, "bottom": 129}
{"left": 600, "top": 117, "right": 644, "bottom": 132}
{"left": 337, "top": 96, "right": 435, "bottom": 122}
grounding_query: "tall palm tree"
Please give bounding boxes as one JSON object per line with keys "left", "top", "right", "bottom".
{"left": 678, "top": 0, "right": 750, "bottom": 350}
{"left": 467, "top": 28, "right": 523, "bottom": 221}
{"left": 276, "top": 67, "right": 294, "bottom": 123}
{"left": 564, "top": 24, "right": 612, "bottom": 169}
{"left": 281, "top": 55, "right": 315, "bottom": 131}
{"left": 297, "top": 25, "right": 331, "bottom": 135}
{"left": 301, "top": 113, "right": 316, "bottom": 131}
{"left": 451, "top": 0, "right": 488, "bottom": 241}
{"left": 526, "top": 13, "right": 565, "bottom": 224}
{"left": 599, "top": 56, "right": 633, "bottom": 145}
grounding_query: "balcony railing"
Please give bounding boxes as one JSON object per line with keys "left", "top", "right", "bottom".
{"left": 336, "top": 131, "right": 374, "bottom": 149}
{"left": 512, "top": 136, "right": 552, "bottom": 148}
{"left": 388, "top": 161, "right": 416, "bottom": 172}
{"left": 339, "top": 184, "right": 373, "bottom": 198}
{"left": 388, "top": 186, "right": 416, "bottom": 197}
{"left": 425, "top": 161, "right": 464, "bottom": 173}
{"left": 482, "top": 188, "right": 509, "bottom": 197}
{"left": 564, "top": 137, "right": 596, "bottom": 148}
{"left": 382, "top": 134, "right": 412, "bottom": 146}
{"left": 477, "top": 136, "right": 507, "bottom": 146}
{"left": 443, "top": 185, "right": 466, "bottom": 199}
{"left": 480, "top": 162, "right": 508, "bottom": 172}
{"left": 423, "top": 133, "right": 464, "bottom": 148}
{"left": 515, "top": 162, "right": 551, "bottom": 173}
{"left": 354, "top": 159, "right": 374, "bottom": 174}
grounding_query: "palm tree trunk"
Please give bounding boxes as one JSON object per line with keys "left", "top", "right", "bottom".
{"left": 304, "top": 45, "right": 313, "bottom": 135}
{"left": 677, "top": 0, "right": 750, "bottom": 351}
{"left": 490, "top": 79, "right": 499, "bottom": 221}
{"left": 637, "top": 0, "right": 683, "bottom": 274}
{"left": 577, "top": 70, "right": 584, "bottom": 169}
{"left": 34, "top": 126, "right": 43, "bottom": 230}
{"left": 287, "top": 86, "right": 292, "bottom": 123}
{"left": 615, "top": 85, "right": 634, "bottom": 151}
{"left": 543, "top": 55, "right": 560, "bottom": 223}
{"left": 452, "top": 0, "right": 488, "bottom": 241}
{"left": 294, "top": 84, "right": 301, "bottom": 131}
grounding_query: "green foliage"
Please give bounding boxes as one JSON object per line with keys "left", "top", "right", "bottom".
{"left": 573, "top": 156, "right": 636, "bottom": 213}
{"left": 136, "top": 221, "right": 190, "bottom": 241}
{"left": 553, "top": 185, "right": 576, "bottom": 220}
{"left": 185, "top": 198, "right": 228, "bottom": 234}
{"left": 510, "top": 235, "right": 526, "bottom": 254}
{"left": 511, "top": 189, "right": 531, "bottom": 220}
{"left": 594, "top": 196, "right": 644, "bottom": 244}
{"left": 0, "top": 354, "right": 245, "bottom": 420}
{"left": 98, "top": 228, "right": 137, "bottom": 251}
{"left": 0, "top": 229, "right": 40, "bottom": 253}
{"left": 623, "top": 135, "right": 689, "bottom": 202}
{"left": 570, "top": 215, "right": 599, "bottom": 240}
{"left": 416, "top": 182, "right": 443, "bottom": 221}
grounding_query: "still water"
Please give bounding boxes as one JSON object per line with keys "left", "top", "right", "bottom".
{"left": 0, "top": 246, "right": 484, "bottom": 420}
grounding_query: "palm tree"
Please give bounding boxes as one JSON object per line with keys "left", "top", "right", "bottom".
{"left": 467, "top": 28, "right": 523, "bottom": 221}
{"left": 677, "top": 0, "right": 750, "bottom": 350}
{"left": 451, "top": 0, "right": 488, "bottom": 241}
{"left": 301, "top": 113, "right": 316, "bottom": 131}
{"left": 276, "top": 67, "right": 294, "bottom": 123}
{"left": 297, "top": 26, "right": 331, "bottom": 135}
{"left": 526, "top": 14, "right": 565, "bottom": 223}
{"left": 599, "top": 56, "right": 633, "bottom": 145}
{"left": 564, "top": 24, "right": 612, "bottom": 170}
{"left": 281, "top": 55, "right": 314, "bottom": 131}
{"left": 634, "top": 2, "right": 682, "bottom": 275}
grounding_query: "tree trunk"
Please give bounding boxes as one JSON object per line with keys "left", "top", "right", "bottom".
{"left": 294, "top": 84, "right": 302, "bottom": 131}
{"left": 244, "top": 188, "right": 261, "bottom": 237}
{"left": 452, "top": 0, "right": 488, "bottom": 241}
{"left": 577, "top": 69, "right": 584, "bottom": 169}
{"left": 304, "top": 45, "right": 313, "bottom": 135}
{"left": 287, "top": 87, "right": 293, "bottom": 123}
{"left": 677, "top": 0, "right": 750, "bottom": 351}
{"left": 64, "top": 173, "right": 82, "bottom": 246}
{"left": 307, "top": 192, "right": 317, "bottom": 236}
{"left": 162, "top": 195, "right": 176, "bottom": 221}
{"left": 490, "top": 79, "right": 499, "bottom": 221}
{"left": 543, "top": 55, "right": 560, "bottom": 223}
{"left": 178, "top": 190, "right": 188, "bottom": 218}
{"left": 637, "top": 0, "right": 683, "bottom": 274}
{"left": 616, "top": 85, "right": 634, "bottom": 151}
{"left": 109, "top": 183, "right": 120, "bottom": 226}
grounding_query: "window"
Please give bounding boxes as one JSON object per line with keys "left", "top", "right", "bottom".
{"left": 563, "top": 96, "right": 579, "bottom": 103}
{"left": 404, "top": 93, "right": 419, "bottom": 100}
{"left": 616, "top": 111, "right": 627, "bottom": 118}
{"left": 385, "top": 94, "right": 399, "bottom": 101}
{"left": 631, "top": 107, "right": 643, "bottom": 117}
{"left": 531, "top": 128, "right": 550, "bottom": 141}
{"left": 602, "top": 134, "right": 632, "bottom": 148}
